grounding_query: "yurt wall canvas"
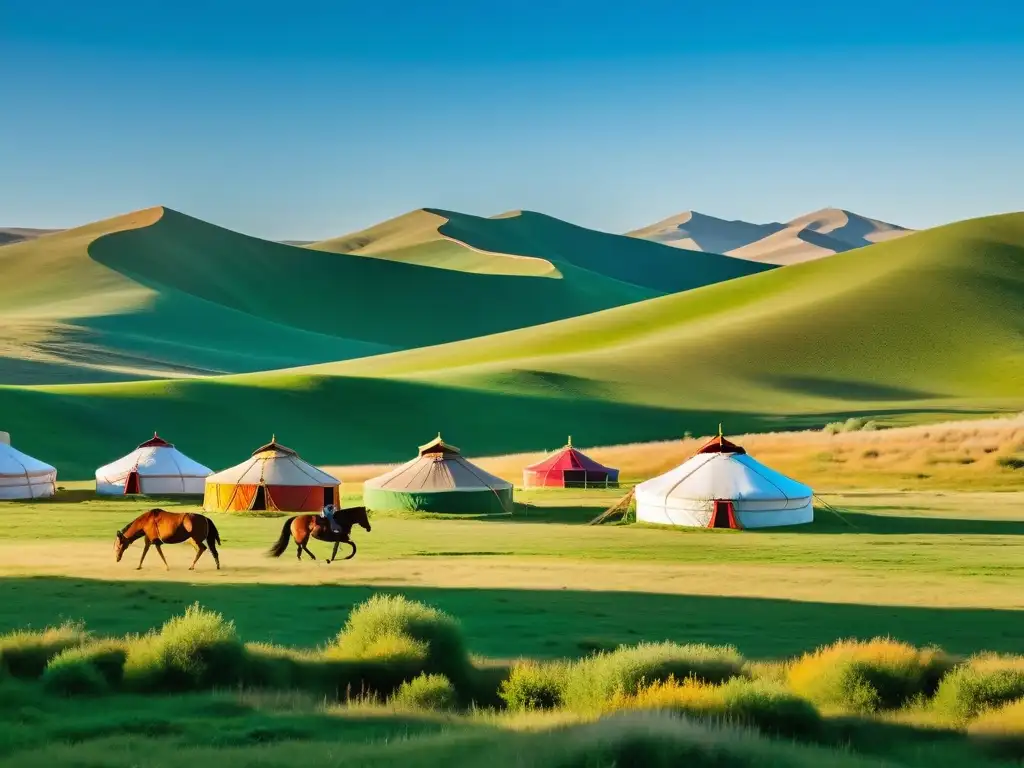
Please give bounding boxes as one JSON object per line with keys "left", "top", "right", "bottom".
{"left": 95, "top": 434, "right": 212, "bottom": 496}
{"left": 203, "top": 438, "right": 340, "bottom": 513}
{"left": 364, "top": 435, "right": 513, "bottom": 515}
{"left": 0, "top": 437, "right": 57, "bottom": 500}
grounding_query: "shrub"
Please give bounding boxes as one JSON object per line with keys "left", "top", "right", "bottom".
{"left": 500, "top": 659, "right": 570, "bottom": 711}
{"left": 122, "top": 604, "right": 245, "bottom": 692}
{"left": 389, "top": 673, "right": 457, "bottom": 712}
{"left": 42, "top": 639, "right": 127, "bottom": 695}
{"left": 933, "top": 654, "right": 1024, "bottom": 722}
{"left": 614, "top": 677, "right": 821, "bottom": 739}
{"left": 0, "top": 621, "right": 88, "bottom": 678}
{"left": 787, "top": 639, "right": 949, "bottom": 713}
{"left": 562, "top": 642, "right": 744, "bottom": 713}
{"left": 967, "top": 697, "right": 1024, "bottom": 757}
{"left": 823, "top": 417, "right": 881, "bottom": 435}
{"left": 332, "top": 595, "right": 469, "bottom": 687}
{"left": 996, "top": 456, "right": 1024, "bottom": 470}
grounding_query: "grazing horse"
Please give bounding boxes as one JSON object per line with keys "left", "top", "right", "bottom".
{"left": 114, "top": 509, "right": 221, "bottom": 571}
{"left": 267, "top": 506, "right": 371, "bottom": 563}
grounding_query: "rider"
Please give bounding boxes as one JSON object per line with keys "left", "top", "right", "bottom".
{"left": 321, "top": 503, "right": 343, "bottom": 536}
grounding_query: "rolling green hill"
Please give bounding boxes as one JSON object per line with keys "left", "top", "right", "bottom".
{"left": 2, "top": 212, "right": 1021, "bottom": 478}
{"left": 309, "top": 207, "right": 772, "bottom": 291}
{"left": 6, "top": 205, "right": 756, "bottom": 384}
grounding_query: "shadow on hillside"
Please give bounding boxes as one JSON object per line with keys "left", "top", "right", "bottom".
{"left": 791, "top": 510, "right": 1024, "bottom": 536}
{"left": 3, "top": 575, "right": 1023, "bottom": 659}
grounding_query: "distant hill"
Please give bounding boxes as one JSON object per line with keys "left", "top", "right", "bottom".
{"left": 0, "top": 205, "right": 768, "bottom": 385}
{"left": 0, "top": 227, "right": 62, "bottom": 246}
{"left": 629, "top": 208, "right": 913, "bottom": 265}
{"left": 3, "top": 211, "right": 1020, "bottom": 477}
{"left": 308, "top": 207, "right": 773, "bottom": 292}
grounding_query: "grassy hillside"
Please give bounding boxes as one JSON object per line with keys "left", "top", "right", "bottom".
{"left": 1, "top": 207, "right": 687, "bottom": 384}
{"left": 310, "top": 207, "right": 773, "bottom": 291}
{"left": 1, "top": 212, "right": 1020, "bottom": 477}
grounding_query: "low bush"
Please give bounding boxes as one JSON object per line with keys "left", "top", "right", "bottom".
{"left": 42, "top": 639, "right": 128, "bottom": 695}
{"left": 967, "top": 697, "right": 1024, "bottom": 757}
{"left": 562, "top": 642, "right": 744, "bottom": 713}
{"left": 823, "top": 417, "right": 881, "bottom": 435}
{"left": 996, "top": 456, "right": 1024, "bottom": 470}
{"left": 331, "top": 594, "right": 470, "bottom": 688}
{"left": 787, "top": 639, "right": 949, "bottom": 713}
{"left": 933, "top": 654, "right": 1024, "bottom": 722}
{"left": 613, "top": 677, "right": 821, "bottom": 739}
{"left": 0, "top": 621, "right": 89, "bottom": 678}
{"left": 500, "top": 659, "right": 570, "bottom": 711}
{"left": 122, "top": 604, "right": 246, "bottom": 692}
{"left": 389, "top": 673, "right": 457, "bottom": 712}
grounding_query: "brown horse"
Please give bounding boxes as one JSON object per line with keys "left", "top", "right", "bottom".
{"left": 114, "top": 509, "right": 221, "bottom": 571}
{"left": 267, "top": 506, "right": 370, "bottom": 563}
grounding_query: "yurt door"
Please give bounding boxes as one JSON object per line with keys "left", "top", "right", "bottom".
{"left": 711, "top": 500, "right": 737, "bottom": 529}
{"left": 124, "top": 471, "right": 141, "bottom": 495}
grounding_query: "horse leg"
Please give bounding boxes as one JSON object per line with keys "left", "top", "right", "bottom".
{"left": 207, "top": 536, "right": 220, "bottom": 570}
{"left": 327, "top": 541, "right": 339, "bottom": 563}
{"left": 188, "top": 540, "right": 207, "bottom": 571}
{"left": 137, "top": 539, "right": 151, "bottom": 570}
{"left": 153, "top": 541, "right": 170, "bottom": 571}
{"left": 302, "top": 543, "right": 317, "bottom": 560}
{"left": 296, "top": 541, "right": 304, "bottom": 560}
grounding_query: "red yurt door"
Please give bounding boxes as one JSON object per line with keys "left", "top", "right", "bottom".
{"left": 709, "top": 500, "right": 741, "bottom": 529}
{"left": 124, "top": 471, "right": 141, "bottom": 495}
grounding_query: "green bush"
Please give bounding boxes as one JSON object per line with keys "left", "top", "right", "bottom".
{"left": 122, "top": 604, "right": 246, "bottom": 692}
{"left": 0, "top": 621, "right": 89, "bottom": 678}
{"left": 933, "top": 654, "right": 1024, "bottom": 721}
{"left": 787, "top": 639, "right": 950, "bottom": 713}
{"left": 996, "top": 456, "right": 1024, "bottom": 470}
{"left": 616, "top": 677, "right": 821, "bottom": 739}
{"left": 562, "top": 642, "right": 744, "bottom": 713}
{"left": 389, "top": 673, "right": 457, "bottom": 712}
{"left": 499, "top": 659, "right": 570, "bottom": 711}
{"left": 42, "top": 639, "right": 127, "bottom": 695}
{"left": 823, "top": 417, "right": 881, "bottom": 435}
{"left": 967, "top": 697, "right": 1024, "bottom": 757}
{"left": 332, "top": 595, "right": 470, "bottom": 687}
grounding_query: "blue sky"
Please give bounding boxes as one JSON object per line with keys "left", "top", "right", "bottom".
{"left": 1, "top": 0, "right": 1022, "bottom": 239}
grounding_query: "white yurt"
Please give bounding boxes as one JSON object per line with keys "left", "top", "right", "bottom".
{"left": 635, "top": 432, "right": 813, "bottom": 529}
{"left": 95, "top": 433, "right": 212, "bottom": 495}
{"left": 0, "top": 431, "right": 57, "bottom": 500}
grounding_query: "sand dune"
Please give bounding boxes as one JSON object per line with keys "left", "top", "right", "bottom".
{"left": 0, "top": 227, "right": 62, "bottom": 247}
{"left": 629, "top": 207, "right": 913, "bottom": 265}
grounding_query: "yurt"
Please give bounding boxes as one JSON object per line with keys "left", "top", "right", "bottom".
{"left": 203, "top": 436, "right": 339, "bottom": 513}
{"left": 635, "top": 431, "right": 813, "bottom": 529}
{"left": 95, "top": 433, "right": 212, "bottom": 495}
{"left": 364, "top": 434, "right": 513, "bottom": 514}
{"left": 523, "top": 436, "right": 619, "bottom": 488}
{"left": 0, "top": 432, "right": 57, "bottom": 500}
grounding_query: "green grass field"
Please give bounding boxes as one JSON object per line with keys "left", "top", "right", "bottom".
{"left": 2, "top": 487, "right": 1023, "bottom": 767}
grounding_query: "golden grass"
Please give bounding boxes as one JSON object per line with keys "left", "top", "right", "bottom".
{"left": 967, "top": 698, "right": 1024, "bottom": 756}
{"left": 328, "top": 413, "right": 1024, "bottom": 490}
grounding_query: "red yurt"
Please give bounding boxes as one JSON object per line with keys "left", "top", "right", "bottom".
{"left": 522, "top": 437, "right": 620, "bottom": 488}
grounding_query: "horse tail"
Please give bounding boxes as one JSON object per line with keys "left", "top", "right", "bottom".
{"left": 206, "top": 517, "right": 222, "bottom": 546}
{"left": 267, "top": 517, "right": 297, "bottom": 558}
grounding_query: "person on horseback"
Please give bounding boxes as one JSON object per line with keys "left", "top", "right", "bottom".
{"left": 320, "top": 503, "right": 343, "bottom": 536}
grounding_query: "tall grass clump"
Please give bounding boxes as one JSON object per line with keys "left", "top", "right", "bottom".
{"left": 500, "top": 659, "right": 570, "bottom": 711}
{"left": 823, "top": 417, "right": 881, "bottom": 435}
{"left": 122, "top": 603, "right": 245, "bottom": 692}
{"left": 0, "top": 621, "right": 88, "bottom": 678}
{"left": 42, "top": 639, "right": 127, "bottom": 696}
{"left": 562, "top": 642, "right": 744, "bottom": 713}
{"left": 933, "top": 654, "right": 1024, "bottom": 722}
{"left": 967, "top": 697, "right": 1024, "bottom": 757}
{"left": 612, "top": 677, "right": 821, "bottom": 738}
{"left": 331, "top": 595, "right": 470, "bottom": 688}
{"left": 787, "top": 639, "right": 949, "bottom": 713}
{"left": 389, "top": 672, "right": 457, "bottom": 712}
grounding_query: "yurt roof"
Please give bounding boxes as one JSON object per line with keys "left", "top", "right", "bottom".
{"left": 636, "top": 436, "right": 810, "bottom": 503}
{"left": 525, "top": 436, "right": 617, "bottom": 473}
{"left": 96, "top": 437, "right": 213, "bottom": 480}
{"left": 366, "top": 436, "right": 511, "bottom": 492}
{"left": 136, "top": 432, "right": 173, "bottom": 449}
{"left": 208, "top": 437, "right": 338, "bottom": 487}
{"left": 0, "top": 441, "right": 56, "bottom": 479}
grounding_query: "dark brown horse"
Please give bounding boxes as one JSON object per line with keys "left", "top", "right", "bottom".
{"left": 114, "top": 509, "right": 221, "bottom": 570}
{"left": 267, "top": 506, "right": 370, "bottom": 563}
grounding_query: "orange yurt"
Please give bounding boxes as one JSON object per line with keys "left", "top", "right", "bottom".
{"left": 203, "top": 436, "right": 339, "bottom": 513}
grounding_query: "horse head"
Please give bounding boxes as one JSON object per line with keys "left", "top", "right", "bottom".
{"left": 341, "top": 505, "right": 371, "bottom": 533}
{"left": 113, "top": 530, "right": 129, "bottom": 562}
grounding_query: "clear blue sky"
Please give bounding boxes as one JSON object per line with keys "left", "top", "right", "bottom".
{"left": 1, "top": 0, "right": 1022, "bottom": 239}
